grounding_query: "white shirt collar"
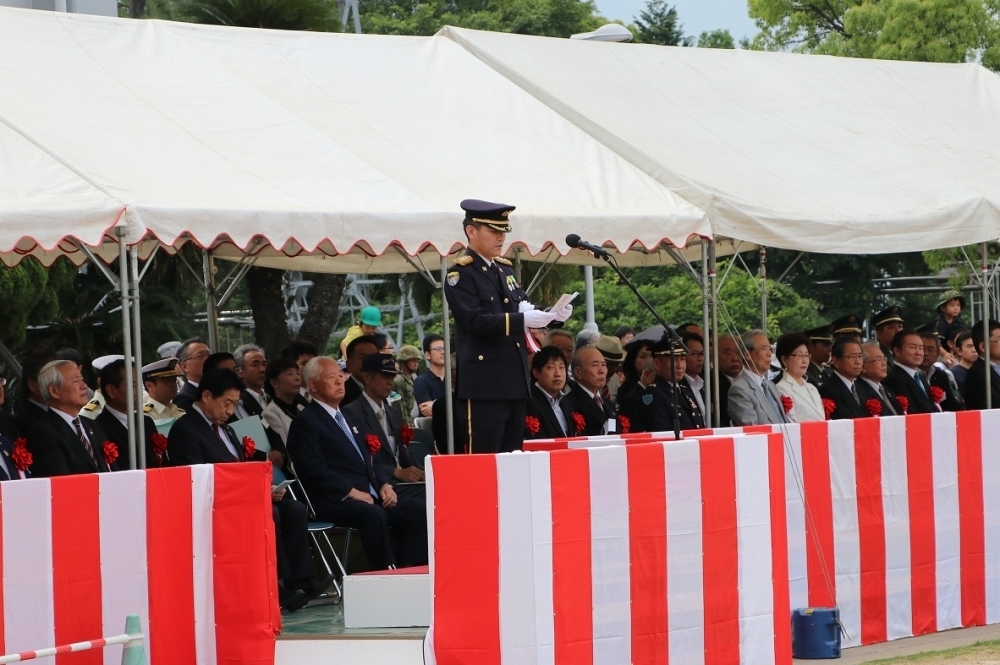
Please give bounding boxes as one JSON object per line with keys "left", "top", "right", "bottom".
{"left": 362, "top": 391, "right": 385, "bottom": 414}
{"left": 314, "top": 399, "right": 345, "bottom": 423}
{"left": 535, "top": 381, "right": 563, "bottom": 403}
{"left": 686, "top": 373, "right": 704, "bottom": 389}
{"left": 472, "top": 249, "right": 495, "bottom": 267}
{"left": 50, "top": 406, "right": 79, "bottom": 428}
{"left": 106, "top": 406, "right": 129, "bottom": 429}
{"left": 834, "top": 371, "right": 855, "bottom": 390}
{"left": 897, "top": 364, "right": 920, "bottom": 380}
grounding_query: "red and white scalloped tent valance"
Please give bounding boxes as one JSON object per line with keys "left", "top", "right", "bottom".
{"left": 0, "top": 8, "right": 709, "bottom": 269}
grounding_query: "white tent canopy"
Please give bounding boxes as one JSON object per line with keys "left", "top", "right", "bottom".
{"left": 444, "top": 27, "right": 1000, "bottom": 254}
{"left": 0, "top": 7, "right": 708, "bottom": 268}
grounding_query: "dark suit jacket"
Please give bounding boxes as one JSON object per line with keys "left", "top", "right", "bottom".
{"left": 238, "top": 389, "right": 265, "bottom": 418}
{"left": 818, "top": 374, "right": 869, "bottom": 419}
{"left": 342, "top": 377, "right": 363, "bottom": 408}
{"left": 96, "top": 409, "right": 163, "bottom": 469}
{"left": 167, "top": 409, "right": 245, "bottom": 466}
{"left": 0, "top": 412, "right": 19, "bottom": 442}
{"left": 564, "top": 382, "right": 617, "bottom": 436}
{"left": 27, "top": 408, "right": 115, "bottom": 476}
{"left": 961, "top": 359, "right": 1000, "bottom": 410}
{"left": 229, "top": 390, "right": 285, "bottom": 459}
{"left": 0, "top": 433, "right": 29, "bottom": 480}
{"left": 173, "top": 381, "right": 200, "bottom": 412}
{"left": 928, "top": 367, "right": 964, "bottom": 412}
{"left": 342, "top": 394, "right": 418, "bottom": 482}
{"left": 857, "top": 379, "right": 903, "bottom": 417}
{"left": 717, "top": 373, "right": 734, "bottom": 427}
{"left": 646, "top": 380, "right": 706, "bottom": 432}
{"left": 525, "top": 384, "right": 575, "bottom": 439}
{"left": 883, "top": 365, "right": 936, "bottom": 414}
{"left": 286, "top": 401, "right": 390, "bottom": 519}
{"left": 16, "top": 400, "right": 46, "bottom": 442}
{"left": 431, "top": 393, "right": 465, "bottom": 453}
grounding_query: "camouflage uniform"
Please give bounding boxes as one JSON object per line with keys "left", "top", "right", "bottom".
{"left": 393, "top": 345, "right": 422, "bottom": 427}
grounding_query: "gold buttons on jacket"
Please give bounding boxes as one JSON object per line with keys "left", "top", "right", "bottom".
{"left": 478, "top": 355, "right": 484, "bottom": 360}
{"left": 504, "top": 298, "right": 509, "bottom": 303}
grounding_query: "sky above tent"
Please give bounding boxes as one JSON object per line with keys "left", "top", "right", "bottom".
{"left": 593, "top": 0, "right": 758, "bottom": 43}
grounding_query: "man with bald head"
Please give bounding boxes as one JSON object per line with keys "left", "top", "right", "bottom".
{"left": 564, "top": 346, "right": 618, "bottom": 436}
{"left": 286, "top": 357, "right": 427, "bottom": 570}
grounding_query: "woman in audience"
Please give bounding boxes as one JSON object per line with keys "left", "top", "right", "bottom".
{"left": 774, "top": 332, "right": 825, "bottom": 422}
{"left": 262, "top": 358, "right": 309, "bottom": 445}
{"left": 616, "top": 338, "right": 654, "bottom": 403}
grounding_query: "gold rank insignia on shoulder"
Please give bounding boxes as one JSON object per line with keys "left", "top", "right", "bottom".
{"left": 143, "top": 403, "right": 153, "bottom": 413}
{"left": 83, "top": 400, "right": 99, "bottom": 411}
{"left": 495, "top": 257, "right": 513, "bottom": 266}
{"left": 453, "top": 256, "right": 473, "bottom": 266}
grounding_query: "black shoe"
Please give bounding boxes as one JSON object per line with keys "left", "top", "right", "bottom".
{"left": 279, "top": 587, "right": 308, "bottom": 612}
{"left": 298, "top": 574, "right": 335, "bottom": 603}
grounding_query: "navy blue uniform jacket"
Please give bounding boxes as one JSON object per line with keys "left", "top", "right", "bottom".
{"left": 443, "top": 250, "right": 530, "bottom": 401}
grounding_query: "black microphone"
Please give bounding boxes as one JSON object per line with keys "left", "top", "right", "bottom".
{"left": 565, "top": 234, "right": 610, "bottom": 259}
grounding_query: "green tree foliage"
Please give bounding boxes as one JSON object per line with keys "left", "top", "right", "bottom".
{"left": 632, "top": 0, "right": 690, "bottom": 45}
{"left": 163, "top": 0, "right": 336, "bottom": 28}
{"left": 0, "top": 259, "right": 68, "bottom": 351}
{"left": 749, "top": 0, "right": 1000, "bottom": 69}
{"left": 561, "top": 263, "right": 823, "bottom": 338}
{"left": 359, "top": 0, "right": 603, "bottom": 36}
{"left": 697, "top": 28, "right": 736, "bottom": 48}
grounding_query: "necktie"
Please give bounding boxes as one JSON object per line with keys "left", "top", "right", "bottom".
{"left": 916, "top": 373, "right": 930, "bottom": 397}
{"left": 600, "top": 385, "right": 612, "bottom": 402}
{"left": 72, "top": 417, "right": 98, "bottom": 466}
{"left": 335, "top": 411, "right": 378, "bottom": 497}
{"left": 879, "top": 385, "right": 899, "bottom": 416}
{"left": 594, "top": 394, "right": 603, "bottom": 411}
{"left": 377, "top": 407, "right": 387, "bottom": 435}
{"left": 850, "top": 381, "right": 861, "bottom": 405}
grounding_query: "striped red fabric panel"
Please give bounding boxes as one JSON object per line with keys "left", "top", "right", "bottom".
{"left": 800, "top": 421, "right": 836, "bottom": 608}
{"left": 626, "top": 443, "right": 668, "bottom": 663}
{"left": 550, "top": 449, "right": 593, "bottom": 665}
{"left": 146, "top": 467, "right": 197, "bottom": 664}
{"left": 699, "top": 437, "right": 740, "bottom": 665}
{"left": 767, "top": 433, "right": 792, "bottom": 664}
{"left": 431, "top": 455, "right": 501, "bottom": 665}
{"left": 956, "top": 410, "right": 986, "bottom": 627}
{"left": 854, "top": 418, "right": 887, "bottom": 645}
{"left": 51, "top": 475, "right": 103, "bottom": 665}
{"left": 905, "top": 414, "right": 937, "bottom": 636}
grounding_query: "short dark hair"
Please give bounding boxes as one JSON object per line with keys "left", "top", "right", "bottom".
{"left": 918, "top": 331, "right": 940, "bottom": 346}
{"left": 177, "top": 337, "right": 206, "bottom": 362}
{"left": 199, "top": 368, "right": 245, "bottom": 400}
{"left": 890, "top": 329, "right": 920, "bottom": 352}
{"left": 676, "top": 322, "right": 700, "bottom": 334}
{"left": 98, "top": 359, "right": 127, "bottom": 393}
{"left": 971, "top": 320, "right": 1000, "bottom": 353}
{"left": 346, "top": 335, "right": 378, "bottom": 360}
{"left": 681, "top": 332, "right": 704, "bottom": 347}
{"left": 280, "top": 339, "right": 317, "bottom": 361}
{"left": 203, "top": 352, "right": 236, "bottom": 375}
{"left": 775, "top": 332, "right": 810, "bottom": 360}
{"left": 422, "top": 334, "right": 444, "bottom": 354}
{"left": 21, "top": 352, "right": 56, "bottom": 392}
{"left": 956, "top": 331, "right": 974, "bottom": 349}
{"left": 371, "top": 332, "right": 390, "bottom": 351}
{"left": 263, "top": 357, "right": 299, "bottom": 397}
{"left": 622, "top": 339, "right": 655, "bottom": 383}
{"left": 531, "top": 345, "right": 567, "bottom": 373}
{"left": 831, "top": 336, "right": 861, "bottom": 360}
{"left": 613, "top": 326, "right": 634, "bottom": 340}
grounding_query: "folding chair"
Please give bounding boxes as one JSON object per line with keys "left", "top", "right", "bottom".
{"left": 408, "top": 428, "right": 435, "bottom": 467}
{"left": 273, "top": 465, "right": 351, "bottom": 599}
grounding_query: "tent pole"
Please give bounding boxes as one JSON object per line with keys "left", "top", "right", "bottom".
{"left": 710, "top": 241, "right": 720, "bottom": 427}
{"left": 760, "top": 246, "right": 767, "bottom": 332}
{"left": 441, "top": 264, "right": 454, "bottom": 454}
{"left": 984, "top": 242, "right": 991, "bottom": 409}
{"left": 130, "top": 246, "right": 146, "bottom": 469}
{"left": 584, "top": 266, "right": 596, "bottom": 330}
{"left": 116, "top": 228, "right": 138, "bottom": 470}
{"left": 701, "top": 241, "right": 712, "bottom": 425}
{"left": 202, "top": 250, "right": 220, "bottom": 351}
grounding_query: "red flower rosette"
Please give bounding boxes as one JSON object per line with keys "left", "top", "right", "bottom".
{"left": 11, "top": 437, "right": 31, "bottom": 472}
{"left": 780, "top": 395, "right": 793, "bottom": 414}
{"left": 151, "top": 432, "right": 168, "bottom": 463}
{"left": 524, "top": 415, "right": 541, "bottom": 436}
{"left": 400, "top": 424, "right": 414, "bottom": 446}
{"left": 619, "top": 415, "right": 631, "bottom": 434}
{"left": 571, "top": 412, "right": 587, "bottom": 433}
{"left": 897, "top": 395, "right": 909, "bottom": 415}
{"left": 822, "top": 398, "right": 836, "bottom": 420}
{"left": 929, "top": 386, "right": 945, "bottom": 404}
{"left": 242, "top": 435, "right": 256, "bottom": 460}
{"left": 365, "top": 433, "right": 381, "bottom": 454}
{"left": 865, "top": 398, "right": 882, "bottom": 417}
{"left": 103, "top": 441, "right": 119, "bottom": 468}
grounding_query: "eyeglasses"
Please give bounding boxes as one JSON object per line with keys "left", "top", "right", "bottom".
{"left": 429, "top": 346, "right": 445, "bottom": 353}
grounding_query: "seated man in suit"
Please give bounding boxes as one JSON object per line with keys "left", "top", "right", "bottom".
{"left": 524, "top": 346, "right": 576, "bottom": 439}
{"left": 728, "top": 330, "right": 789, "bottom": 426}
{"left": 564, "top": 345, "right": 618, "bottom": 436}
{"left": 342, "top": 353, "right": 425, "bottom": 494}
{"left": 27, "top": 359, "right": 116, "bottom": 476}
{"left": 918, "top": 330, "right": 964, "bottom": 412}
{"left": 342, "top": 336, "right": 379, "bottom": 408}
{"left": 962, "top": 319, "right": 1000, "bottom": 409}
{"left": 716, "top": 334, "right": 744, "bottom": 426}
{"left": 96, "top": 359, "right": 163, "bottom": 469}
{"left": 287, "top": 357, "right": 427, "bottom": 570}
{"left": 858, "top": 342, "right": 904, "bottom": 416}
{"left": 884, "top": 330, "right": 937, "bottom": 414}
{"left": 168, "top": 369, "right": 328, "bottom": 611}
{"left": 818, "top": 337, "right": 869, "bottom": 419}
{"left": 173, "top": 338, "right": 211, "bottom": 412}
{"left": 16, "top": 353, "right": 54, "bottom": 437}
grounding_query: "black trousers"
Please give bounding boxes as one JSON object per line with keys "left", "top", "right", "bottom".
{"left": 320, "top": 495, "right": 427, "bottom": 570}
{"left": 273, "top": 495, "right": 313, "bottom": 585}
{"left": 457, "top": 398, "right": 526, "bottom": 454}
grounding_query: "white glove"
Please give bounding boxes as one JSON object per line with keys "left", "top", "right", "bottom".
{"left": 551, "top": 303, "right": 573, "bottom": 323}
{"left": 518, "top": 301, "right": 536, "bottom": 313}
{"left": 523, "top": 309, "right": 557, "bottom": 329}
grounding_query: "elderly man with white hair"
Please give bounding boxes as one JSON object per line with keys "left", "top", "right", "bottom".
{"left": 286, "top": 357, "right": 427, "bottom": 570}
{"left": 727, "top": 330, "right": 790, "bottom": 426}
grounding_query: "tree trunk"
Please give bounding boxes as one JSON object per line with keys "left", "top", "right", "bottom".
{"left": 247, "top": 267, "right": 289, "bottom": 361}
{"left": 297, "top": 273, "right": 347, "bottom": 354}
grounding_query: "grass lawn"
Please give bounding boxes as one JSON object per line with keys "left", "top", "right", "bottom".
{"left": 862, "top": 639, "right": 1000, "bottom": 664}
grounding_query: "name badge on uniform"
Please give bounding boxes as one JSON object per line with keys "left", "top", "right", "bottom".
{"left": 447, "top": 271, "right": 459, "bottom": 286}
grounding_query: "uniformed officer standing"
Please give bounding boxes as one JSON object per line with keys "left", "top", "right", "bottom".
{"left": 444, "top": 200, "right": 572, "bottom": 454}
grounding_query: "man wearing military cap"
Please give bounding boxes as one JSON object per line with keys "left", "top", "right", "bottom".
{"left": 142, "top": 358, "right": 186, "bottom": 422}
{"left": 624, "top": 338, "right": 705, "bottom": 432}
{"left": 803, "top": 326, "right": 832, "bottom": 386}
{"left": 873, "top": 305, "right": 904, "bottom": 372}
{"left": 444, "top": 199, "right": 573, "bottom": 453}
{"left": 392, "top": 345, "right": 422, "bottom": 427}
{"left": 830, "top": 314, "right": 864, "bottom": 342}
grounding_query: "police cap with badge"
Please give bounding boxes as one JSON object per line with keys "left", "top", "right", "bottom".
{"left": 142, "top": 358, "right": 182, "bottom": 382}
{"left": 803, "top": 325, "right": 833, "bottom": 344}
{"left": 872, "top": 306, "right": 904, "bottom": 330}
{"left": 830, "top": 314, "right": 863, "bottom": 337}
{"left": 461, "top": 199, "right": 514, "bottom": 233}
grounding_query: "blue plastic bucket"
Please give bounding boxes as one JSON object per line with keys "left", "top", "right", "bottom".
{"left": 791, "top": 607, "right": 841, "bottom": 659}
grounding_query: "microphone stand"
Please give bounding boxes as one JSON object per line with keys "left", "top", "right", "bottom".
{"left": 591, "top": 252, "right": 688, "bottom": 441}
